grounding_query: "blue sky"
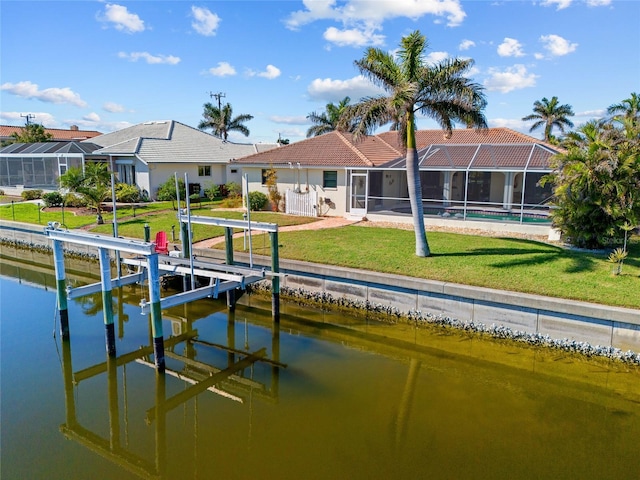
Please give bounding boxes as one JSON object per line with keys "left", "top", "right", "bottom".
{"left": 1, "top": 0, "right": 638, "bottom": 144}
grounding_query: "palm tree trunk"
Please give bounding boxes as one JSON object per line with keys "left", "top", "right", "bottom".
{"left": 405, "top": 115, "right": 430, "bottom": 257}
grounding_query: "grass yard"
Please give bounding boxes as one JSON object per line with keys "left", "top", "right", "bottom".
{"left": 228, "top": 225, "right": 640, "bottom": 310}
{"left": 2, "top": 199, "right": 638, "bottom": 309}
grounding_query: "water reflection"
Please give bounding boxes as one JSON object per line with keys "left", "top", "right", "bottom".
{"left": 2, "top": 250, "right": 640, "bottom": 479}
{"left": 58, "top": 306, "right": 284, "bottom": 480}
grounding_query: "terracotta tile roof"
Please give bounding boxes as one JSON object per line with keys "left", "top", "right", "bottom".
{"left": 233, "top": 130, "right": 402, "bottom": 167}
{"left": 0, "top": 124, "right": 102, "bottom": 141}
{"left": 235, "top": 127, "right": 561, "bottom": 170}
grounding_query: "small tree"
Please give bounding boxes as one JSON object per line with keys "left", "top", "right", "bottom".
{"left": 156, "top": 177, "right": 186, "bottom": 209}
{"left": 10, "top": 123, "right": 53, "bottom": 144}
{"left": 59, "top": 162, "right": 111, "bottom": 224}
{"left": 264, "top": 166, "right": 281, "bottom": 211}
{"left": 204, "top": 183, "right": 220, "bottom": 201}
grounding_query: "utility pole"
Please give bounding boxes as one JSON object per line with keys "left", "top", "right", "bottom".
{"left": 21, "top": 113, "right": 35, "bottom": 125}
{"left": 209, "top": 91, "right": 226, "bottom": 110}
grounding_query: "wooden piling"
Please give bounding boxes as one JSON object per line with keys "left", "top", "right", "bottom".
{"left": 147, "top": 254, "right": 165, "bottom": 371}
{"left": 52, "top": 239, "right": 69, "bottom": 339}
{"left": 98, "top": 248, "right": 116, "bottom": 357}
{"left": 224, "top": 226, "right": 236, "bottom": 310}
{"left": 270, "top": 231, "right": 280, "bottom": 322}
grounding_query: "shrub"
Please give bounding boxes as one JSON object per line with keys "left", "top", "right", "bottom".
{"left": 248, "top": 191, "right": 268, "bottom": 211}
{"left": 115, "top": 183, "right": 141, "bottom": 203}
{"left": 64, "top": 193, "right": 87, "bottom": 208}
{"left": 225, "top": 182, "right": 242, "bottom": 198}
{"left": 0, "top": 189, "right": 5, "bottom": 196}
{"left": 21, "top": 189, "right": 43, "bottom": 200}
{"left": 204, "top": 183, "right": 220, "bottom": 201}
{"left": 42, "top": 191, "right": 64, "bottom": 207}
{"left": 220, "top": 196, "right": 243, "bottom": 208}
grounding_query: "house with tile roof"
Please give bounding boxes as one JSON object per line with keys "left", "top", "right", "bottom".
{"left": 233, "top": 128, "right": 561, "bottom": 222}
{"left": 85, "top": 120, "right": 279, "bottom": 198}
{"left": 0, "top": 124, "right": 102, "bottom": 143}
{"left": 0, "top": 120, "right": 278, "bottom": 197}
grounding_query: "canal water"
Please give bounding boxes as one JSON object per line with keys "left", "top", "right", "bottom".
{"left": 1, "top": 251, "right": 639, "bottom": 479}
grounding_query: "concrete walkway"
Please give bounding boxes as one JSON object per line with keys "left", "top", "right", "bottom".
{"left": 192, "top": 216, "right": 359, "bottom": 248}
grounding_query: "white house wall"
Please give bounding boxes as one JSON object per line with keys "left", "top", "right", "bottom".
{"left": 148, "top": 163, "right": 227, "bottom": 199}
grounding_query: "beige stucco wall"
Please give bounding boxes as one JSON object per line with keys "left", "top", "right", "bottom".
{"left": 148, "top": 163, "right": 226, "bottom": 199}
{"left": 242, "top": 166, "right": 348, "bottom": 216}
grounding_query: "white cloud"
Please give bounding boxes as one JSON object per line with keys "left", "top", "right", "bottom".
{"left": 286, "top": 0, "right": 467, "bottom": 31}
{"left": 307, "top": 75, "right": 385, "bottom": 102}
{"left": 270, "top": 115, "right": 308, "bottom": 125}
{"left": 247, "top": 65, "right": 282, "bottom": 79}
{"left": 539, "top": 34, "right": 578, "bottom": 56}
{"left": 575, "top": 108, "right": 607, "bottom": 118}
{"left": 541, "top": 0, "right": 573, "bottom": 10}
{"left": 103, "top": 102, "right": 125, "bottom": 113}
{"left": 208, "top": 62, "right": 237, "bottom": 77}
{"left": 497, "top": 38, "right": 525, "bottom": 57}
{"left": 459, "top": 39, "right": 475, "bottom": 51}
{"left": 0, "top": 111, "right": 58, "bottom": 127}
{"left": 191, "top": 6, "right": 220, "bottom": 36}
{"left": 117, "top": 52, "right": 181, "bottom": 65}
{"left": 1, "top": 81, "right": 87, "bottom": 107}
{"left": 586, "top": 0, "right": 611, "bottom": 6}
{"left": 489, "top": 117, "right": 529, "bottom": 131}
{"left": 425, "top": 51, "right": 449, "bottom": 64}
{"left": 323, "top": 26, "right": 385, "bottom": 47}
{"left": 483, "top": 65, "right": 538, "bottom": 93}
{"left": 83, "top": 112, "right": 101, "bottom": 122}
{"left": 98, "top": 3, "right": 145, "bottom": 33}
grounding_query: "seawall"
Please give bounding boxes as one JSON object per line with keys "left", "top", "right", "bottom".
{"left": 2, "top": 219, "right": 638, "bottom": 352}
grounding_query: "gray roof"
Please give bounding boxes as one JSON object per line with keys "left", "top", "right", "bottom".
{"left": 0, "top": 141, "right": 101, "bottom": 155}
{"left": 86, "top": 120, "right": 279, "bottom": 164}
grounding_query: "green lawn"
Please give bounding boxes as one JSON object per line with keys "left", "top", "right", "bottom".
{"left": 228, "top": 226, "right": 640, "bottom": 310}
{"left": 2, "top": 199, "right": 638, "bottom": 309}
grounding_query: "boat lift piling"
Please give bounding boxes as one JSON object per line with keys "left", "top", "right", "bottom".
{"left": 52, "top": 237, "right": 69, "bottom": 340}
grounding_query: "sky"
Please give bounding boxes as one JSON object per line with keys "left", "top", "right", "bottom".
{"left": 1, "top": 0, "right": 639, "bottom": 144}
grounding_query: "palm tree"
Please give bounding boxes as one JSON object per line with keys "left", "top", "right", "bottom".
{"left": 339, "top": 30, "right": 487, "bottom": 257}
{"left": 59, "top": 162, "right": 111, "bottom": 224}
{"left": 607, "top": 92, "right": 640, "bottom": 126}
{"left": 198, "top": 102, "right": 253, "bottom": 141}
{"left": 522, "top": 96, "right": 574, "bottom": 143}
{"left": 306, "top": 96, "right": 351, "bottom": 137}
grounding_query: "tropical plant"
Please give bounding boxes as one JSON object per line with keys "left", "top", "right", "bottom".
{"left": 156, "top": 176, "right": 186, "bottom": 209}
{"left": 10, "top": 123, "right": 53, "bottom": 143}
{"left": 204, "top": 183, "right": 221, "bottom": 201}
{"left": 59, "top": 162, "right": 112, "bottom": 223}
{"left": 607, "top": 92, "right": 640, "bottom": 125}
{"left": 522, "top": 96, "right": 574, "bottom": 143}
{"left": 248, "top": 191, "right": 268, "bottom": 211}
{"left": 264, "top": 166, "right": 282, "bottom": 211}
{"left": 339, "top": 30, "right": 487, "bottom": 257}
{"left": 541, "top": 103, "right": 640, "bottom": 249}
{"left": 608, "top": 248, "right": 628, "bottom": 276}
{"left": 115, "top": 183, "right": 141, "bottom": 203}
{"left": 198, "top": 102, "right": 253, "bottom": 141}
{"left": 306, "top": 96, "right": 352, "bottom": 137}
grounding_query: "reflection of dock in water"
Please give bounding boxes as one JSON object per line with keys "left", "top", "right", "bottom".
{"left": 59, "top": 309, "right": 285, "bottom": 480}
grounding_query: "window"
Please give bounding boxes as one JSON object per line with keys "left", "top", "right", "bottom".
{"left": 198, "top": 165, "right": 211, "bottom": 177}
{"left": 261, "top": 169, "right": 268, "bottom": 185}
{"left": 323, "top": 170, "right": 337, "bottom": 188}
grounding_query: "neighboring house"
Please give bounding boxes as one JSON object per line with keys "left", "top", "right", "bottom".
{"left": 0, "top": 120, "right": 278, "bottom": 197}
{"left": 233, "top": 128, "right": 561, "bottom": 222}
{"left": 0, "top": 124, "right": 102, "bottom": 143}
{"left": 85, "top": 120, "right": 278, "bottom": 198}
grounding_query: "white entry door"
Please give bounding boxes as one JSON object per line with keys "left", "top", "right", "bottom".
{"left": 349, "top": 172, "right": 368, "bottom": 217}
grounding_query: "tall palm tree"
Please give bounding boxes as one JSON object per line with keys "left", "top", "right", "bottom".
{"left": 340, "top": 30, "right": 487, "bottom": 257}
{"left": 198, "top": 102, "right": 253, "bottom": 141}
{"left": 522, "top": 96, "right": 574, "bottom": 143}
{"left": 306, "top": 96, "right": 351, "bottom": 137}
{"left": 607, "top": 92, "right": 640, "bottom": 126}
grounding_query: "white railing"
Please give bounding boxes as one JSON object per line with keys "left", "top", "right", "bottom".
{"left": 285, "top": 189, "right": 318, "bottom": 217}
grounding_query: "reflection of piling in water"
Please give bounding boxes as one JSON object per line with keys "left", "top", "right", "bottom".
{"left": 99, "top": 248, "right": 116, "bottom": 357}
{"left": 147, "top": 254, "right": 165, "bottom": 371}
{"left": 52, "top": 239, "right": 69, "bottom": 339}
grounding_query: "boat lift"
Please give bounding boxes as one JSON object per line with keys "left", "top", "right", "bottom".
{"left": 44, "top": 215, "right": 280, "bottom": 371}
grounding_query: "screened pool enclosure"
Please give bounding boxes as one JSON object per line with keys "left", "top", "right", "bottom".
{"left": 351, "top": 142, "right": 556, "bottom": 223}
{"left": 0, "top": 142, "right": 101, "bottom": 189}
